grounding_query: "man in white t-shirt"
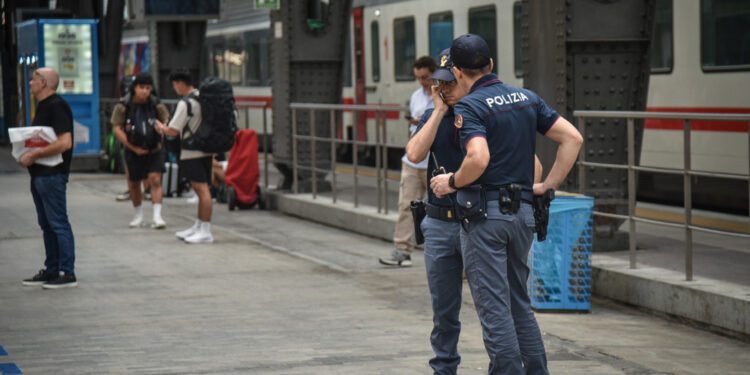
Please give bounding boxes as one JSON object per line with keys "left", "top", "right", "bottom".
{"left": 156, "top": 69, "right": 214, "bottom": 244}
{"left": 380, "top": 56, "right": 436, "bottom": 267}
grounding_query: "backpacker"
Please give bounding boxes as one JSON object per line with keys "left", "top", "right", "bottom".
{"left": 182, "top": 76, "right": 237, "bottom": 153}
{"left": 123, "top": 93, "right": 162, "bottom": 151}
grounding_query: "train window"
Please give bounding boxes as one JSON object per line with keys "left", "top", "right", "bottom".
{"left": 394, "top": 17, "right": 416, "bottom": 81}
{"left": 344, "top": 30, "right": 353, "bottom": 87}
{"left": 245, "top": 41, "right": 262, "bottom": 85}
{"left": 513, "top": 2, "right": 523, "bottom": 77}
{"left": 650, "top": 0, "right": 673, "bottom": 73}
{"left": 371, "top": 21, "right": 380, "bottom": 82}
{"left": 469, "top": 5, "right": 497, "bottom": 73}
{"left": 429, "top": 12, "right": 453, "bottom": 60}
{"left": 211, "top": 39, "right": 246, "bottom": 85}
{"left": 244, "top": 30, "right": 270, "bottom": 87}
{"left": 701, "top": 0, "right": 750, "bottom": 71}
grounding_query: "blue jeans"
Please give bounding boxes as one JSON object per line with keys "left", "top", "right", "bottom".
{"left": 461, "top": 202, "right": 547, "bottom": 375}
{"left": 422, "top": 215, "right": 463, "bottom": 375}
{"left": 30, "top": 173, "right": 75, "bottom": 274}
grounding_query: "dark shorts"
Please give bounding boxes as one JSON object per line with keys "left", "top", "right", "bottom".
{"left": 125, "top": 149, "right": 166, "bottom": 181}
{"left": 181, "top": 156, "right": 212, "bottom": 183}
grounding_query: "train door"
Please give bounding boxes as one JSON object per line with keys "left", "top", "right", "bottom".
{"left": 352, "top": 7, "right": 366, "bottom": 141}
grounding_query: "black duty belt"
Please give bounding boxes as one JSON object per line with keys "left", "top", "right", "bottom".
{"left": 485, "top": 188, "right": 534, "bottom": 204}
{"left": 426, "top": 203, "right": 458, "bottom": 222}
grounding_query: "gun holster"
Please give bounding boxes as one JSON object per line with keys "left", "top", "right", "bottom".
{"left": 532, "top": 189, "right": 555, "bottom": 241}
{"left": 455, "top": 185, "right": 488, "bottom": 232}
{"left": 410, "top": 200, "right": 427, "bottom": 245}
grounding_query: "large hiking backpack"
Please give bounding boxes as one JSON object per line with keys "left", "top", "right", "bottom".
{"left": 182, "top": 77, "right": 237, "bottom": 153}
{"left": 123, "top": 94, "right": 162, "bottom": 151}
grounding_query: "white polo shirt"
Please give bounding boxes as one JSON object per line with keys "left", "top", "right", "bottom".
{"left": 402, "top": 86, "right": 433, "bottom": 169}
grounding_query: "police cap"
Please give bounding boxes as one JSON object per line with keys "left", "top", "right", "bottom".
{"left": 450, "top": 34, "right": 491, "bottom": 69}
{"left": 430, "top": 48, "right": 455, "bottom": 82}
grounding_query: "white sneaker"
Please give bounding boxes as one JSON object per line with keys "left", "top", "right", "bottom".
{"left": 129, "top": 215, "right": 143, "bottom": 228}
{"left": 184, "top": 230, "right": 214, "bottom": 244}
{"left": 151, "top": 216, "right": 167, "bottom": 229}
{"left": 186, "top": 195, "right": 199, "bottom": 204}
{"left": 176, "top": 225, "right": 198, "bottom": 240}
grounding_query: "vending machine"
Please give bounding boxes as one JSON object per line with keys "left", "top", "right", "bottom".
{"left": 16, "top": 19, "right": 99, "bottom": 159}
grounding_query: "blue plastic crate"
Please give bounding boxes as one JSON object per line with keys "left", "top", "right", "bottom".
{"left": 528, "top": 194, "right": 594, "bottom": 311}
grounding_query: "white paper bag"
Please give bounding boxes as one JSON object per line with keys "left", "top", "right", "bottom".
{"left": 8, "top": 126, "right": 64, "bottom": 167}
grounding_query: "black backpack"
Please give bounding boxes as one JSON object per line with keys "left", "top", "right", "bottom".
{"left": 123, "top": 94, "right": 162, "bottom": 151}
{"left": 182, "top": 77, "right": 237, "bottom": 153}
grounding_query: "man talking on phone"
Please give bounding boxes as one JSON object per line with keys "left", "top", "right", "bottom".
{"left": 380, "top": 56, "right": 437, "bottom": 267}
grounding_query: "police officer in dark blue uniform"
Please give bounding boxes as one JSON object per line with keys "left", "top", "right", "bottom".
{"left": 406, "top": 49, "right": 466, "bottom": 375}
{"left": 430, "top": 34, "right": 583, "bottom": 375}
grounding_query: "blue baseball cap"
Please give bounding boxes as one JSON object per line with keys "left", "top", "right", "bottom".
{"left": 450, "top": 34, "right": 491, "bottom": 69}
{"left": 429, "top": 48, "right": 455, "bottom": 82}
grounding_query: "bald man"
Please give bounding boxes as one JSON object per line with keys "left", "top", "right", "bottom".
{"left": 19, "top": 67, "right": 78, "bottom": 289}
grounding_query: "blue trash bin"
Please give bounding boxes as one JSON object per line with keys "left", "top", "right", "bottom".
{"left": 528, "top": 194, "right": 594, "bottom": 311}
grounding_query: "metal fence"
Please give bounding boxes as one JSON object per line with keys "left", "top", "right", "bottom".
{"left": 236, "top": 101, "right": 270, "bottom": 189}
{"left": 575, "top": 110, "right": 750, "bottom": 281}
{"left": 289, "top": 103, "right": 408, "bottom": 214}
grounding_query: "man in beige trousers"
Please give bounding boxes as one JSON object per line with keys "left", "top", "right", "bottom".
{"left": 379, "top": 56, "right": 436, "bottom": 267}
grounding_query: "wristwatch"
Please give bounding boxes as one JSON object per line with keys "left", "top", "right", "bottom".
{"left": 448, "top": 174, "right": 458, "bottom": 190}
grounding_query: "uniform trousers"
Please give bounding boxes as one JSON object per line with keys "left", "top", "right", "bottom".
{"left": 461, "top": 201, "right": 548, "bottom": 375}
{"left": 393, "top": 162, "right": 427, "bottom": 255}
{"left": 422, "top": 215, "right": 463, "bottom": 374}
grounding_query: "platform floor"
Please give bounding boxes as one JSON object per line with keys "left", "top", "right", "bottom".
{"left": 1, "top": 167, "right": 749, "bottom": 374}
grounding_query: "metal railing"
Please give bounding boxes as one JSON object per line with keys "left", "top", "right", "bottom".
{"left": 236, "top": 101, "right": 270, "bottom": 189}
{"left": 289, "top": 103, "right": 408, "bottom": 214}
{"left": 575, "top": 110, "right": 750, "bottom": 281}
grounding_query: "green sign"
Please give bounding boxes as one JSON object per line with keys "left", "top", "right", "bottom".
{"left": 255, "top": 0, "right": 279, "bottom": 10}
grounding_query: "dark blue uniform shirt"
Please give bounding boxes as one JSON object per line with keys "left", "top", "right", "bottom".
{"left": 454, "top": 74, "right": 559, "bottom": 189}
{"left": 415, "top": 108, "right": 464, "bottom": 207}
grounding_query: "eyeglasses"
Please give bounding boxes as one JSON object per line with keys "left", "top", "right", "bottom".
{"left": 433, "top": 79, "right": 457, "bottom": 88}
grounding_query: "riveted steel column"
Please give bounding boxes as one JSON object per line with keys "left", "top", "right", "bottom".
{"left": 270, "top": 1, "right": 352, "bottom": 190}
{"left": 523, "top": 0, "right": 655, "bottom": 251}
{"left": 684, "top": 119, "right": 692, "bottom": 281}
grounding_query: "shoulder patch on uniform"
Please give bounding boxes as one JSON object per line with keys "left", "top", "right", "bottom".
{"left": 454, "top": 114, "right": 463, "bottom": 129}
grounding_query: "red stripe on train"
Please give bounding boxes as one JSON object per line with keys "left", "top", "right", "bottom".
{"left": 237, "top": 96, "right": 402, "bottom": 120}
{"left": 645, "top": 107, "right": 750, "bottom": 132}
{"left": 235, "top": 96, "right": 272, "bottom": 107}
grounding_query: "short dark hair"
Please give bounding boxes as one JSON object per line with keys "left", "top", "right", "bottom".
{"left": 414, "top": 56, "right": 437, "bottom": 73}
{"left": 168, "top": 68, "right": 193, "bottom": 86}
{"left": 132, "top": 73, "right": 154, "bottom": 87}
{"left": 457, "top": 65, "right": 492, "bottom": 78}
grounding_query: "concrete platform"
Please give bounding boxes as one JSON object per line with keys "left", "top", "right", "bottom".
{"left": 268, "top": 191, "right": 750, "bottom": 339}
{"left": 1, "top": 171, "right": 749, "bottom": 374}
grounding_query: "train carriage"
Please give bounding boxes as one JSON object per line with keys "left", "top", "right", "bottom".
{"left": 117, "top": 0, "right": 749, "bottom": 213}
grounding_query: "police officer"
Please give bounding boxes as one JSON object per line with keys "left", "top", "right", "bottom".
{"left": 410, "top": 48, "right": 545, "bottom": 374}
{"left": 430, "top": 34, "right": 583, "bottom": 374}
{"left": 405, "top": 49, "right": 466, "bottom": 374}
